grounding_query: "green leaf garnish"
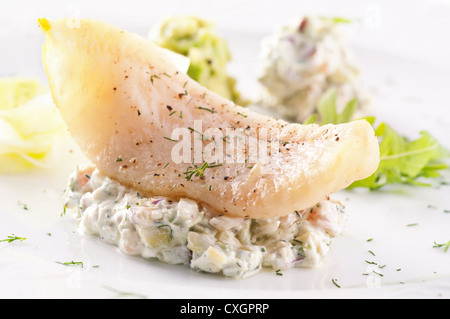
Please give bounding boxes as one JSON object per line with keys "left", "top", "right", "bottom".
{"left": 349, "top": 125, "right": 449, "bottom": 190}
{"left": 304, "top": 88, "right": 357, "bottom": 125}
{"left": 304, "top": 88, "right": 449, "bottom": 190}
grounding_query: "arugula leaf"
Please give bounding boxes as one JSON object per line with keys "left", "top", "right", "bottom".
{"left": 349, "top": 125, "right": 449, "bottom": 189}
{"left": 304, "top": 88, "right": 357, "bottom": 125}
{"left": 304, "top": 88, "right": 449, "bottom": 190}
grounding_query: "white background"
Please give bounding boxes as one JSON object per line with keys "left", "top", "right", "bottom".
{"left": 0, "top": 0, "right": 449, "bottom": 299}
{"left": 1, "top": 0, "right": 450, "bottom": 73}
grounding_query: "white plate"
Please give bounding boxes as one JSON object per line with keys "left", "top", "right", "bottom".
{"left": 1, "top": 0, "right": 450, "bottom": 299}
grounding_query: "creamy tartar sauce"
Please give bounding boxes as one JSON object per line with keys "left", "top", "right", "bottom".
{"left": 64, "top": 166, "right": 346, "bottom": 278}
{"left": 257, "top": 16, "right": 369, "bottom": 122}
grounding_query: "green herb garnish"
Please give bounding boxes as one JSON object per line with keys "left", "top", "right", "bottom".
{"left": 372, "top": 270, "right": 384, "bottom": 277}
{"left": 433, "top": 240, "right": 450, "bottom": 253}
{"left": 150, "top": 74, "right": 160, "bottom": 85}
{"left": 17, "top": 200, "right": 29, "bottom": 210}
{"left": 331, "top": 278, "right": 341, "bottom": 288}
{"left": 188, "top": 127, "right": 210, "bottom": 140}
{"left": 304, "top": 88, "right": 449, "bottom": 190}
{"left": 1, "top": 234, "right": 26, "bottom": 243}
{"left": 320, "top": 16, "right": 353, "bottom": 24}
{"left": 197, "top": 106, "right": 217, "bottom": 114}
{"left": 163, "top": 137, "right": 180, "bottom": 142}
{"left": 56, "top": 261, "right": 84, "bottom": 267}
{"left": 303, "top": 88, "right": 357, "bottom": 125}
{"left": 183, "top": 162, "right": 222, "bottom": 181}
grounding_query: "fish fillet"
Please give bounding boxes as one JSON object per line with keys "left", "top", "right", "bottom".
{"left": 39, "top": 18, "right": 379, "bottom": 219}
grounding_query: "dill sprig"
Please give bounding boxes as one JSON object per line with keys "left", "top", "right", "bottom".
{"left": 55, "top": 261, "right": 84, "bottom": 268}
{"left": 0, "top": 234, "right": 26, "bottom": 243}
{"left": 433, "top": 240, "right": 450, "bottom": 253}
{"left": 332, "top": 278, "right": 341, "bottom": 288}
{"left": 183, "top": 162, "right": 222, "bottom": 181}
{"left": 197, "top": 106, "right": 217, "bottom": 114}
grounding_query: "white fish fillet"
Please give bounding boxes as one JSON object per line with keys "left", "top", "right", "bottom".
{"left": 40, "top": 18, "right": 379, "bottom": 219}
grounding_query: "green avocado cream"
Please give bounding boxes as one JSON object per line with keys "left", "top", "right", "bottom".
{"left": 150, "top": 16, "right": 244, "bottom": 104}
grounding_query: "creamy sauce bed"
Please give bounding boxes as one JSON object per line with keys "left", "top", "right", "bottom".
{"left": 65, "top": 166, "right": 346, "bottom": 278}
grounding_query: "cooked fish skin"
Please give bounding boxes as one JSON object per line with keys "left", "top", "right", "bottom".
{"left": 40, "top": 18, "right": 380, "bottom": 219}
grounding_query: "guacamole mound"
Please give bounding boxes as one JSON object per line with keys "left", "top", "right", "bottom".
{"left": 149, "top": 16, "right": 244, "bottom": 104}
